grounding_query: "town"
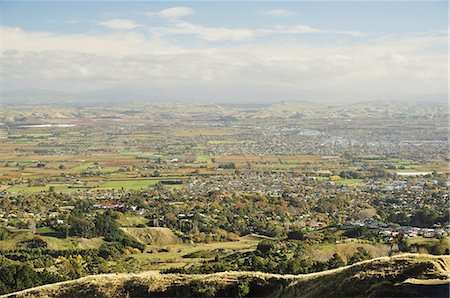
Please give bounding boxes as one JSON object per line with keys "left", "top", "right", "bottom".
{"left": 0, "top": 101, "right": 448, "bottom": 293}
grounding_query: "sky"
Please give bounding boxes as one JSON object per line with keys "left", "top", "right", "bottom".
{"left": 1, "top": 1, "right": 448, "bottom": 103}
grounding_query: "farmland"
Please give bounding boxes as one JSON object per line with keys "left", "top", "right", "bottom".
{"left": 0, "top": 101, "right": 448, "bottom": 295}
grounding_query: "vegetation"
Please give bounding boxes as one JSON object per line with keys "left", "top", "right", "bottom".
{"left": 0, "top": 103, "right": 448, "bottom": 295}
{"left": 5, "top": 255, "right": 449, "bottom": 298}
{"left": 0, "top": 257, "right": 64, "bottom": 295}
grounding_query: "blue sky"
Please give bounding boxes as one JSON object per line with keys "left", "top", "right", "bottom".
{"left": 2, "top": 2, "right": 447, "bottom": 35}
{"left": 1, "top": 1, "right": 448, "bottom": 102}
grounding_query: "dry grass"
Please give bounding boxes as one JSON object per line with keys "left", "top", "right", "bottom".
{"left": 4, "top": 254, "right": 449, "bottom": 298}
{"left": 122, "top": 227, "right": 182, "bottom": 246}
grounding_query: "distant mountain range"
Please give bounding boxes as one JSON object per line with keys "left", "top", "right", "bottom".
{"left": 1, "top": 88, "right": 447, "bottom": 108}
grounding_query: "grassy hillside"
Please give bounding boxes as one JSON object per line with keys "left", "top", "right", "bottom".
{"left": 122, "top": 227, "right": 182, "bottom": 246}
{"left": 3, "top": 254, "right": 449, "bottom": 298}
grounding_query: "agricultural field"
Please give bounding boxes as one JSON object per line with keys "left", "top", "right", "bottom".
{"left": 0, "top": 102, "right": 448, "bottom": 295}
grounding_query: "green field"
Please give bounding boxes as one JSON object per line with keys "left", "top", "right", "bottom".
{"left": 7, "top": 183, "right": 98, "bottom": 193}
{"left": 334, "top": 179, "right": 364, "bottom": 185}
{"left": 118, "top": 216, "right": 149, "bottom": 227}
{"left": 131, "top": 238, "right": 259, "bottom": 269}
{"left": 98, "top": 180, "right": 157, "bottom": 190}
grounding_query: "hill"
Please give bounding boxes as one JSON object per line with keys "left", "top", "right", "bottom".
{"left": 122, "top": 227, "right": 182, "bottom": 246}
{"left": 3, "top": 254, "right": 449, "bottom": 298}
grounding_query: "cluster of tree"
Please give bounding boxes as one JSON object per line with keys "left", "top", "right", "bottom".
{"left": 68, "top": 210, "right": 145, "bottom": 251}
{"left": 0, "top": 256, "right": 64, "bottom": 295}
{"left": 399, "top": 237, "right": 449, "bottom": 255}
{"left": 387, "top": 208, "right": 449, "bottom": 228}
{"left": 0, "top": 245, "right": 143, "bottom": 295}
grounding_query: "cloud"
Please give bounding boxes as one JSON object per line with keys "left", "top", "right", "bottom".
{"left": 150, "top": 21, "right": 360, "bottom": 42}
{"left": 155, "top": 21, "right": 255, "bottom": 41}
{"left": 264, "top": 25, "right": 361, "bottom": 36}
{"left": 1, "top": 27, "right": 184, "bottom": 55}
{"left": 259, "top": 9, "right": 296, "bottom": 17}
{"left": 100, "top": 19, "right": 138, "bottom": 30}
{"left": 264, "top": 24, "right": 319, "bottom": 34}
{"left": 1, "top": 26, "right": 446, "bottom": 101}
{"left": 157, "top": 7, "right": 194, "bottom": 19}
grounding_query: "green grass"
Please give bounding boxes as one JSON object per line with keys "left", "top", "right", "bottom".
{"left": 0, "top": 228, "right": 105, "bottom": 250}
{"left": 335, "top": 179, "right": 364, "bottom": 185}
{"left": 196, "top": 155, "right": 212, "bottom": 163}
{"left": 0, "top": 229, "right": 75, "bottom": 250}
{"left": 98, "top": 166, "right": 121, "bottom": 173}
{"left": 407, "top": 236, "right": 449, "bottom": 246}
{"left": 7, "top": 185, "right": 49, "bottom": 193}
{"left": 208, "top": 140, "right": 249, "bottom": 145}
{"left": 118, "top": 216, "right": 149, "bottom": 227}
{"left": 99, "top": 179, "right": 158, "bottom": 190}
{"left": 71, "top": 163, "right": 94, "bottom": 171}
{"left": 314, "top": 177, "right": 329, "bottom": 181}
{"left": 131, "top": 238, "right": 259, "bottom": 269}
{"left": 41, "top": 236, "right": 76, "bottom": 250}
{"left": 119, "top": 151, "right": 142, "bottom": 155}
{"left": 37, "top": 227, "right": 56, "bottom": 234}
{"left": 7, "top": 178, "right": 184, "bottom": 193}
{"left": 280, "top": 159, "right": 300, "bottom": 164}
{"left": 0, "top": 230, "right": 35, "bottom": 250}
{"left": 7, "top": 183, "right": 95, "bottom": 194}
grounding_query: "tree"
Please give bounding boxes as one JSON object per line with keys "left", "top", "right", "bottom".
{"left": 327, "top": 253, "right": 345, "bottom": 269}
{"left": 0, "top": 227, "right": 9, "bottom": 241}
{"left": 287, "top": 229, "right": 305, "bottom": 240}
{"left": 343, "top": 226, "right": 370, "bottom": 238}
{"left": 99, "top": 242, "right": 124, "bottom": 259}
{"left": 69, "top": 217, "right": 95, "bottom": 238}
{"left": 0, "top": 258, "right": 63, "bottom": 295}
{"left": 256, "top": 240, "right": 276, "bottom": 255}
{"left": 57, "top": 256, "right": 86, "bottom": 279}
{"left": 348, "top": 247, "right": 372, "bottom": 264}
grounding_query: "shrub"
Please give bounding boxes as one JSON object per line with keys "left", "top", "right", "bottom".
{"left": 257, "top": 240, "right": 276, "bottom": 255}
{"left": 237, "top": 280, "right": 250, "bottom": 297}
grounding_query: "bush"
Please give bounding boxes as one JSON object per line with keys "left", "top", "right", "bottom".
{"left": 256, "top": 240, "right": 276, "bottom": 255}
{"left": 237, "top": 280, "right": 250, "bottom": 297}
{"left": 99, "top": 242, "right": 124, "bottom": 259}
{"left": 120, "top": 236, "right": 145, "bottom": 252}
{"left": 191, "top": 279, "right": 217, "bottom": 297}
{"left": 287, "top": 230, "right": 305, "bottom": 240}
{"left": 348, "top": 247, "right": 372, "bottom": 264}
{"left": 22, "top": 237, "right": 48, "bottom": 249}
{"left": 0, "top": 227, "right": 9, "bottom": 241}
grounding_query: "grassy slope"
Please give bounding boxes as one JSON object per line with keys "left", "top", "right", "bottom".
{"left": 3, "top": 254, "right": 449, "bottom": 298}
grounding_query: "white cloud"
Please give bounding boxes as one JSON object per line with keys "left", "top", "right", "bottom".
{"left": 264, "top": 24, "right": 319, "bottom": 34}
{"left": 1, "top": 27, "right": 186, "bottom": 55}
{"left": 1, "top": 26, "right": 446, "bottom": 101}
{"left": 156, "top": 21, "right": 255, "bottom": 41}
{"left": 263, "top": 25, "right": 361, "bottom": 36}
{"left": 259, "top": 9, "right": 296, "bottom": 18}
{"left": 157, "top": 7, "right": 194, "bottom": 19}
{"left": 150, "top": 22, "right": 360, "bottom": 42}
{"left": 100, "top": 19, "right": 138, "bottom": 30}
